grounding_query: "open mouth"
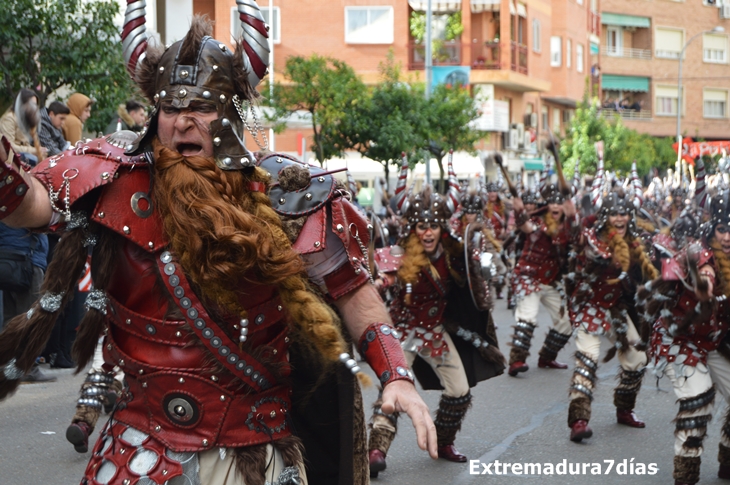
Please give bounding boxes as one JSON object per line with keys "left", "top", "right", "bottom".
{"left": 176, "top": 143, "right": 203, "bottom": 157}
{"left": 722, "top": 242, "right": 730, "bottom": 253}
{"left": 614, "top": 223, "right": 626, "bottom": 233}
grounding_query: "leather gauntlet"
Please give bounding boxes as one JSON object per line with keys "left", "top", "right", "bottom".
{"left": 0, "top": 137, "right": 30, "bottom": 219}
{"left": 359, "top": 322, "right": 414, "bottom": 387}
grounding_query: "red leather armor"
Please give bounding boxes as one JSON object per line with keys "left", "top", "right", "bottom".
{"left": 389, "top": 252, "right": 452, "bottom": 357}
{"left": 651, "top": 243, "right": 729, "bottom": 371}
{"left": 0, "top": 137, "right": 31, "bottom": 219}
{"left": 512, "top": 216, "right": 570, "bottom": 295}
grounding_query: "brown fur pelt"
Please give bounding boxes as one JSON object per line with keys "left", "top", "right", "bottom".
{"left": 0, "top": 226, "right": 88, "bottom": 399}
{"left": 232, "top": 436, "right": 303, "bottom": 485}
{"left": 136, "top": 16, "right": 259, "bottom": 106}
{"left": 544, "top": 210, "right": 562, "bottom": 238}
{"left": 568, "top": 397, "right": 592, "bottom": 425}
{"left": 152, "top": 142, "right": 347, "bottom": 364}
{"left": 485, "top": 198, "right": 504, "bottom": 220}
{"left": 710, "top": 238, "right": 730, "bottom": 299}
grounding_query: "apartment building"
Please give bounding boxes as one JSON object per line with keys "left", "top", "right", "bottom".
{"left": 599, "top": 0, "right": 730, "bottom": 140}
{"left": 141, "top": 0, "right": 599, "bottom": 180}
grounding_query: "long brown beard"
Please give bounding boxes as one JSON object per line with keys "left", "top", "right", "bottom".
{"left": 152, "top": 142, "right": 303, "bottom": 312}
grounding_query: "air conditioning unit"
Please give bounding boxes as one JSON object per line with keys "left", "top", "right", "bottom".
{"left": 505, "top": 129, "right": 519, "bottom": 150}
{"left": 523, "top": 131, "right": 533, "bottom": 149}
{"left": 514, "top": 123, "right": 525, "bottom": 147}
{"left": 722, "top": 4, "right": 730, "bottom": 18}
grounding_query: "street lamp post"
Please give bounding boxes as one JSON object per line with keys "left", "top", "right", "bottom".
{"left": 675, "top": 26, "right": 725, "bottom": 168}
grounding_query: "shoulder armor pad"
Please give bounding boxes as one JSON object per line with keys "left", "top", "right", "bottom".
{"left": 585, "top": 227, "right": 611, "bottom": 259}
{"left": 32, "top": 135, "right": 148, "bottom": 211}
{"left": 257, "top": 153, "right": 337, "bottom": 217}
{"left": 375, "top": 245, "right": 405, "bottom": 274}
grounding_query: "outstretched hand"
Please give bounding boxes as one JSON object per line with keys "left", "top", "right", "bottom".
{"left": 381, "top": 379, "right": 438, "bottom": 459}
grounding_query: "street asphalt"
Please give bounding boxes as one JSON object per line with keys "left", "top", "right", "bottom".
{"left": 1, "top": 298, "right": 729, "bottom": 484}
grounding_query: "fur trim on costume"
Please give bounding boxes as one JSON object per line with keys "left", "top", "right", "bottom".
{"left": 613, "top": 368, "right": 645, "bottom": 410}
{"left": 568, "top": 397, "right": 592, "bottom": 426}
{"left": 72, "top": 404, "right": 101, "bottom": 432}
{"left": 673, "top": 455, "right": 701, "bottom": 484}
{"left": 719, "top": 444, "right": 730, "bottom": 467}
{"left": 538, "top": 329, "right": 571, "bottom": 362}
{"left": 368, "top": 396, "right": 399, "bottom": 454}
{"left": 508, "top": 321, "right": 535, "bottom": 365}
{"left": 232, "top": 436, "right": 303, "bottom": 485}
{"left": 434, "top": 393, "right": 472, "bottom": 447}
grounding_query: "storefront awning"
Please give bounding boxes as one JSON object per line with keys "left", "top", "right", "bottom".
{"left": 601, "top": 74, "right": 650, "bottom": 92}
{"left": 601, "top": 13, "right": 650, "bottom": 28}
{"left": 408, "top": 1, "right": 461, "bottom": 13}
{"left": 590, "top": 42, "right": 600, "bottom": 54}
{"left": 523, "top": 160, "right": 544, "bottom": 171}
{"left": 470, "top": 0, "right": 500, "bottom": 13}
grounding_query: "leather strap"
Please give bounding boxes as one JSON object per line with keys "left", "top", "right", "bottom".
{"left": 156, "top": 250, "right": 276, "bottom": 392}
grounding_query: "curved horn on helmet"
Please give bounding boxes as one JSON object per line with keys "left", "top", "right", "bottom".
{"left": 445, "top": 149, "right": 460, "bottom": 214}
{"left": 237, "top": 0, "right": 270, "bottom": 88}
{"left": 538, "top": 158, "right": 550, "bottom": 192}
{"left": 694, "top": 157, "right": 708, "bottom": 209}
{"left": 591, "top": 156, "right": 605, "bottom": 209}
{"left": 122, "top": 0, "right": 149, "bottom": 77}
{"left": 395, "top": 152, "right": 410, "bottom": 214}
{"left": 631, "top": 161, "right": 643, "bottom": 209}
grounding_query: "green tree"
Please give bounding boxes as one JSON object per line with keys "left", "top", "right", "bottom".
{"left": 420, "top": 82, "right": 482, "bottom": 191}
{"left": 265, "top": 55, "right": 367, "bottom": 165}
{"left": 0, "top": 0, "right": 137, "bottom": 134}
{"left": 346, "top": 53, "right": 427, "bottom": 188}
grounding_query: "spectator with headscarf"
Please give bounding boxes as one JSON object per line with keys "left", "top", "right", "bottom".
{"left": 62, "top": 93, "right": 93, "bottom": 144}
{"left": 0, "top": 88, "right": 45, "bottom": 166}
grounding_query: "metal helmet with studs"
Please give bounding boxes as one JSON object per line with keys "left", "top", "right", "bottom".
{"left": 403, "top": 186, "right": 452, "bottom": 231}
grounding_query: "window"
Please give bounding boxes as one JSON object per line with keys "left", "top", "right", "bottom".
{"left": 345, "top": 6, "right": 394, "bottom": 44}
{"left": 231, "top": 6, "right": 280, "bottom": 43}
{"left": 552, "top": 108, "right": 561, "bottom": 131}
{"left": 576, "top": 43, "right": 584, "bottom": 72}
{"left": 703, "top": 34, "right": 728, "bottom": 63}
{"left": 655, "top": 28, "right": 684, "bottom": 59}
{"left": 551, "top": 36, "right": 562, "bottom": 66}
{"left": 606, "top": 26, "right": 623, "bottom": 56}
{"left": 541, "top": 106, "right": 549, "bottom": 131}
{"left": 655, "top": 85, "right": 679, "bottom": 116}
{"left": 532, "top": 19, "right": 541, "bottom": 53}
{"left": 704, "top": 89, "right": 728, "bottom": 118}
{"left": 566, "top": 39, "right": 572, "bottom": 68}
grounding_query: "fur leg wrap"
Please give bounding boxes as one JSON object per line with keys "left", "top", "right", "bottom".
{"left": 509, "top": 321, "right": 535, "bottom": 365}
{"left": 673, "top": 455, "right": 702, "bottom": 484}
{"left": 613, "top": 368, "right": 645, "bottom": 410}
{"left": 368, "top": 397, "right": 399, "bottom": 455}
{"left": 568, "top": 397, "right": 592, "bottom": 426}
{"left": 73, "top": 370, "right": 116, "bottom": 430}
{"left": 71, "top": 405, "right": 101, "bottom": 433}
{"left": 538, "top": 329, "right": 571, "bottom": 362}
{"left": 719, "top": 444, "right": 730, "bottom": 468}
{"left": 569, "top": 351, "right": 597, "bottom": 401}
{"left": 434, "top": 393, "right": 472, "bottom": 447}
{"left": 673, "top": 386, "right": 715, "bottom": 458}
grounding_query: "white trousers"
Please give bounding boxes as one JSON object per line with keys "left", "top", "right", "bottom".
{"left": 664, "top": 351, "right": 730, "bottom": 457}
{"left": 515, "top": 284, "right": 572, "bottom": 335}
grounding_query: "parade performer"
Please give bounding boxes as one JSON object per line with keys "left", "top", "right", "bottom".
{"left": 641, "top": 160, "right": 730, "bottom": 485}
{"left": 496, "top": 152, "right": 575, "bottom": 377}
{"left": 367, "top": 160, "right": 504, "bottom": 477}
{"left": 566, "top": 168, "right": 658, "bottom": 442}
{"left": 0, "top": 10, "right": 436, "bottom": 485}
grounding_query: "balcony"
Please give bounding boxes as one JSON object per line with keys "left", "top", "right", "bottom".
{"left": 601, "top": 108, "right": 653, "bottom": 120}
{"left": 408, "top": 42, "right": 461, "bottom": 70}
{"left": 471, "top": 41, "right": 501, "bottom": 70}
{"left": 603, "top": 46, "right": 651, "bottom": 60}
{"left": 510, "top": 42, "right": 528, "bottom": 75}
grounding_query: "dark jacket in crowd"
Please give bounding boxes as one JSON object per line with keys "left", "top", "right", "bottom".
{"left": 0, "top": 223, "right": 49, "bottom": 271}
{"left": 38, "top": 107, "right": 68, "bottom": 156}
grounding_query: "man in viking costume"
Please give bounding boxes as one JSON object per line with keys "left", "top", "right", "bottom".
{"left": 0, "top": 8, "right": 436, "bottom": 485}
{"left": 566, "top": 178, "right": 658, "bottom": 443}
{"left": 640, "top": 160, "right": 730, "bottom": 485}
{"left": 496, "top": 152, "right": 575, "bottom": 378}
{"left": 367, "top": 161, "right": 504, "bottom": 477}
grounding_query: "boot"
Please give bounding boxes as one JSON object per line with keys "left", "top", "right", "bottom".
{"left": 674, "top": 455, "right": 701, "bottom": 485}
{"left": 568, "top": 397, "right": 593, "bottom": 443}
{"left": 368, "top": 395, "right": 399, "bottom": 478}
{"left": 66, "top": 421, "right": 92, "bottom": 453}
{"left": 570, "top": 420, "right": 593, "bottom": 443}
{"left": 508, "top": 321, "right": 535, "bottom": 375}
{"left": 616, "top": 409, "right": 645, "bottom": 428}
{"left": 614, "top": 368, "right": 645, "bottom": 428}
{"left": 434, "top": 393, "right": 471, "bottom": 462}
{"left": 537, "top": 329, "right": 571, "bottom": 370}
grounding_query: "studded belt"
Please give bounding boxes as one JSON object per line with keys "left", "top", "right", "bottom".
{"left": 157, "top": 250, "right": 277, "bottom": 392}
{"left": 115, "top": 372, "right": 292, "bottom": 452}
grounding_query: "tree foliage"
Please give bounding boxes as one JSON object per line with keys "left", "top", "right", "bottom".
{"left": 266, "top": 55, "right": 367, "bottom": 165}
{"left": 560, "top": 97, "right": 677, "bottom": 178}
{"left": 0, "top": 0, "right": 137, "bottom": 134}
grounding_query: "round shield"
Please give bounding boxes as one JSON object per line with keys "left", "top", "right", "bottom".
{"left": 464, "top": 223, "right": 492, "bottom": 311}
